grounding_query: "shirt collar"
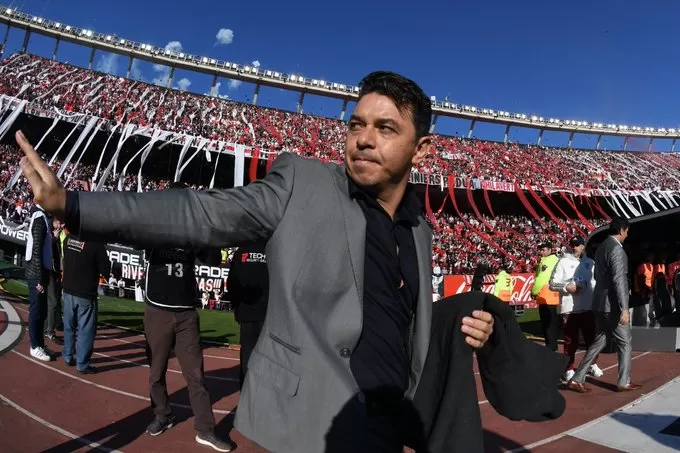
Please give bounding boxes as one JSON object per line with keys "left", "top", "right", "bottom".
{"left": 347, "top": 174, "right": 421, "bottom": 226}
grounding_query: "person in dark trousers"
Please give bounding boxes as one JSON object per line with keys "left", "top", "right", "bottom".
{"left": 532, "top": 243, "right": 560, "bottom": 352}
{"left": 568, "top": 217, "right": 641, "bottom": 393}
{"left": 142, "top": 182, "right": 234, "bottom": 453}
{"left": 24, "top": 204, "right": 55, "bottom": 362}
{"left": 44, "top": 218, "right": 64, "bottom": 346}
{"left": 61, "top": 234, "right": 110, "bottom": 373}
{"left": 226, "top": 241, "right": 269, "bottom": 389}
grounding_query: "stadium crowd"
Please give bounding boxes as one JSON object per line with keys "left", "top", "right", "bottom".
{"left": 1, "top": 53, "right": 680, "bottom": 191}
{"left": 1, "top": 139, "right": 606, "bottom": 274}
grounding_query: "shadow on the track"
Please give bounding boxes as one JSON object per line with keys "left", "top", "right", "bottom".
{"left": 482, "top": 430, "right": 530, "bottom": 452}
{"left": 583, "top": 377, "right": 619, "bottom": 392}
{"left": 42, "top": 367, "right": 240, "bottom": 452}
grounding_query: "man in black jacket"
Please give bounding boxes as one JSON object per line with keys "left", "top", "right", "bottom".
{"left": 61, "top": 234, "right": 110, "bottom": 373}
{"left": 142, "top": 182, "right": 234, "bottom": 453}
{"left": 24, "top": 205, "right": 55, "bottom": 362}
{"left": 226, "top": 241, "right": 269, "bottom": 389}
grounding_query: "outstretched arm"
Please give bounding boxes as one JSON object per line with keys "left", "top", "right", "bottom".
{"left": 17, "top": 130, "right": 295, "bottom": 250}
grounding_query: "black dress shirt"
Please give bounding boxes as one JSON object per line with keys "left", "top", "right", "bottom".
{"left": 347, "top": 177, "right": 421, "bottom": 399}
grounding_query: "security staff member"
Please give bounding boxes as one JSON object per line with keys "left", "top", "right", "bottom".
{"left": 142, "top": 182, "right": 233, "bottom": 453}
{"left": 532, "top": 243, "right": 560, "bottom": 351}
{"left": 226, "top": 241, "right": 269, "bottom": 389}
{"left": 493, "top": 264, "right": 513, "bottom": 303}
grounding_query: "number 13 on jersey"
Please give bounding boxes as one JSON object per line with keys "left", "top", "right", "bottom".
{"left": 165, "top": 263, "right": 184, "bottom": 277}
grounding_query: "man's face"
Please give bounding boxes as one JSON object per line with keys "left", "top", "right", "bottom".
{"left": 540, "top": 247, "right": 551, "bottom": 258}
{"left": 345, "top": 93, "right": 430, "bottom": 191}
{"left": 620, "top": 227, "right": 629, "bottom": 242}
{"left": 573, "top": 244, "right": 585, "bottom": 257}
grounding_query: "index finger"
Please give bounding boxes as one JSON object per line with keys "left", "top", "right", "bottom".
{"left": 472, "top": 310, "right": 493, "bottom": 322}
{"left": 16, "top": 130, "right": 52, "bottom": 180}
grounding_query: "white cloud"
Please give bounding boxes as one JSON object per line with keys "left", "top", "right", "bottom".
{"left": 176, "top": 77, "right": 191, "bottom": 91}
{"left": 151, "top": 41, "right": 184, "bottom": 85}
{"left": 252, "top": 60, "right": 260, "bottom": 68}
{"left": 215, "top": 28, "right": 234, "bottom": 45}
{"left": 164, "top": 40, "right": 183, "bottom": 53}
{"left": 95, "top": 53, "right": 119, "bottom": 75}
{"left": 228, "top": 79, "right": 242, "bottom": 90}
{"left": 205, "top": 81, "right": 230, "bottom": 99}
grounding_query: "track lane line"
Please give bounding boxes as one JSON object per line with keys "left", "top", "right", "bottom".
{"left": 10, "top": 350, "right": 233, "bottom": 415}
{"left": 0, "top": 393, "right": 125, "bottom": 453}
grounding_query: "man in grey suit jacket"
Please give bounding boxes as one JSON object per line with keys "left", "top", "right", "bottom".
{"left": 567, "top": 217, "right": 642, "bottom": 394}
{"left": 16, "top": 71, "right": 494, "bottom": 453}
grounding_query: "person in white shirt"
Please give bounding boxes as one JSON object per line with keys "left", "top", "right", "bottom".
{"left": 118, "top": 278, "right": 126, "bottom": 298}
{"left": 549, "top": 236, "right": 603, "bottom": 382}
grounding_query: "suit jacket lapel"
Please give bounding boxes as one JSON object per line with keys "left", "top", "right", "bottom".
{"left": 329, "top": 166, "right": 366, "bottom": 306}
{"left": 407, "top": 219, "right": 433, "bottom": 398}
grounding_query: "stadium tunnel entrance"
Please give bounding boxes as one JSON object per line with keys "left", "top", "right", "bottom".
{"left": 587, "top": 207, "right": 680, "bottom": 283}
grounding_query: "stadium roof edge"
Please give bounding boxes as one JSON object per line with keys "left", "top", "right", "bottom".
{"left": 586, "top": 205, "right": 680, "bottom": 246}
{"left": 1, "top": 5, "right": 679, "bottom": 141}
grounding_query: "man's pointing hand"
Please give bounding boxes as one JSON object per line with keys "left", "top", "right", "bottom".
{"left": 16, "top": 130, "right": 67, "bottom": 220}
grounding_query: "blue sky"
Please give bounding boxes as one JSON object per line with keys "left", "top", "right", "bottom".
{"left": 3, "top": 0, "right": 680, "bottom": 151}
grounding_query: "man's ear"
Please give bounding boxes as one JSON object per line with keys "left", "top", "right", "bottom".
{"left": 411, "top": 135, "right": 432, "bottom": 166}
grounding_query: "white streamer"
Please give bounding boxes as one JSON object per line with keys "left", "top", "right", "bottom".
{"left": 137, "top": 130, "right": 175, "bottom": 192}
{"left": 92, "top": 122, "right": 122, "bottom": 183}
{"left": 0, "top": 98, "right": 26, "bottom": 140}
{"left": 66, "top": 120, "right": 104, "bottom": 185}
{"left": 177, "top": 137, "right": 209, "bottom": 180}
{"left": 209, "top": 142, "right": 225, "bottom": 189}
{"left": 602, "top": 195, "right": 621, "bottom": 217}
{"left": 48, "top": 115, "right": 87, "bottom": 166}
{"left": 56, "top": 116, "right": 100, "bottom": 179}
{"left": 173, "top": 136, "right": 195, "bottom": 182}
{"left": 95, "top": 123, "right": 137, "bottom": 192}
{"left": 34, "top": 115, "right": 61, "bottom": 151}
{"left": 233, "top": 144, "right": 246, "bottom": 187}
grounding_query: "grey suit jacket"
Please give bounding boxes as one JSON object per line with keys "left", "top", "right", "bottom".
{"left": 75, "top": 152, "right": 433, "bottom": 453}
{"left": 592, "top": 236, "right": 629, "bottom": 313}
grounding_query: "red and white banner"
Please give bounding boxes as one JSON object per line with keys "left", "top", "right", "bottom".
{"left": 443, "top": 273, "right": 538, "bottom": 308}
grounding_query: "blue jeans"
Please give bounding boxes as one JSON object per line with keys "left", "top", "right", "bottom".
{"left": 27, "top": 276, "right": 48, "bottom": 349}
{"left": 62, "top": 292, "right": 97, "bottom": 370}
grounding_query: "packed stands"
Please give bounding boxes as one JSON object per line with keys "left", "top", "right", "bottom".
{"left": 1, "top": 138, "right": 606, "bottom": 274}
{"left": 2, "top": 53, "right": 680, "bottom": 192}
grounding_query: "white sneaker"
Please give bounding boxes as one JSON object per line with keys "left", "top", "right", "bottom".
{"left": 589, "top": 364, "right": 604, "bottom": 377}
{"left": 561, "top": 369, "right": 575, "bottom": 384}
{"left": 30, "top": 346, "right": 52, "bottom": 362}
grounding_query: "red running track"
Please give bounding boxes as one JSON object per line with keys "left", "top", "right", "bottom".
{"left": 2, "top": 298, "right": 679, "bottom": 453}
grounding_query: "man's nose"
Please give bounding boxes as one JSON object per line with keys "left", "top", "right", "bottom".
{"left": 356, "top": 126, "right": 376, "bottom": 150}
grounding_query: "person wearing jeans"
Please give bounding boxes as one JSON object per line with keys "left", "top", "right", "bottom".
{"left": 60, "top": 234, "right": 110, "bottom": 374}
{"left": 24, "top": 205, "right": 55, "bottom": 362}
{"left": 62, "top": 292, "right": 98, "bottom": 372}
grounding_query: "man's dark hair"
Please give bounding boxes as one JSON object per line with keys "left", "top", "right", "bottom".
{"left": 608, "top": 216, "right": 630, "bottom": 235}
{"left": 357, "top": 71, "right": 432, "bottom": 140}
